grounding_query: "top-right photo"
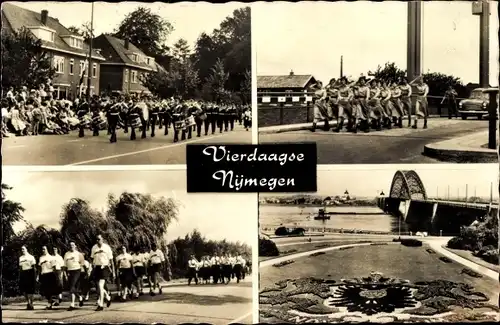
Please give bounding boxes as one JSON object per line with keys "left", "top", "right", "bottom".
{"left": 256, "top": 0, "right": 498, "bottom": 164}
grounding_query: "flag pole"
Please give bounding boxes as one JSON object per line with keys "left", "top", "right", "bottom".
{"left": 86, "top": 2, "right": 94, "bottom": 102}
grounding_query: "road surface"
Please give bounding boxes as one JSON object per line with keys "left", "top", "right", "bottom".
{"left": 259, "top": 119, "right": 489, "bottom": 164}
{"left": 3, "top": 125, "right": 251, "bottom": 165}
{"left": 3, "top": 281, "right": 253, "bottom": 324}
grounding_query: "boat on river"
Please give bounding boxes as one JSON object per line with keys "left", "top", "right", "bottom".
{"left": 313, "top": 208, "right": 330, "bottom": 220}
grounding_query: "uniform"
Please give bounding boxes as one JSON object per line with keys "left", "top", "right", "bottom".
{"left": 64, "top": 250, "right": 84, "bottom": 295}
{"left": 39, "top": 254, "right": 56, "bottom": 301}
{"left": 149, "top": 103, "right": 160, "bottom": 137}
{"left": 148, "top": 249, "right": 165, "bottom": 275}
{"left": 233, "top": 256, "right": 245, "bottom": 283}
{"left": 90, "top": 243, "right": 113, "bottom": 281}
{"left": 108, "top": 102, "right": 121, "bottom": 143}
{"left": 116, "top": 252, "right": 134, "bottom": 290}
{"left": 187, "top": 257, "right": 199, "bottom": 285}
{"left": 76, "top": 102, "right": 89, "bottom": 138}
{"left": 210, "top": 256, "right": 221, "bottom": 284}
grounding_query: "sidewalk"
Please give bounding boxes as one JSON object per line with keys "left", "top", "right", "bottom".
{"left": 423, "top": 130, "right": 498, "bottom": 162}
{"left": 259, "top": 115, "right": 440, "bottom": 134}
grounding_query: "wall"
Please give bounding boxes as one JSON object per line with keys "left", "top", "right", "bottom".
{"left": 100, "top": 65, "right": 124, "bottom": 94}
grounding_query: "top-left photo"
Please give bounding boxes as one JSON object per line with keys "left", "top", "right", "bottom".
{"left": 1, "top": 1, "right": 252, "bottom": 166}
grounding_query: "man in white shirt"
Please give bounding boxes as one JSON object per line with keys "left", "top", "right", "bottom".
{"left": 91, "top": 234, "right": 115, "bottom": 311}
{"left": 148, "top": 243, "right": 165, "bottom": 296}
{"left": 52, "top": 247, "right": 65, "bottom": 306}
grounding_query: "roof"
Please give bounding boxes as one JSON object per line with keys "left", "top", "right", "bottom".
{"left": 1, "top": 3, "right": 105, "bottom": 61}
{"left": 257, "top": 74, "right": 315, "bottom": 89}
{"left": 92, "top": 34, "right": 157, "bottom": 72}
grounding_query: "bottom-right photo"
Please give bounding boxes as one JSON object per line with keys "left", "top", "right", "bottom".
{"left": 259, "top": 165, "right": 499, "bottom": 324}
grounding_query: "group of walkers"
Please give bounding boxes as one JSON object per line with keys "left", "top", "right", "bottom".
{"left": 310, "top": 75, "right": 431, "bottom": 133}
{"left": 17, "top": 235, "right": 249, "bottom": 312}
{"left": 2, "top": 84, "right": 252, "bottom": 142}
{"left": 186, "top": 254, "right": 250, "bottom": 285}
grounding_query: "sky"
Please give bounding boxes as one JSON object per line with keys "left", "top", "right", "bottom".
{"left": 254, "top": 1, "right": 499, "bottom": 86}
{"left": 2, "top": 170, "right": 257, "bottom": 245}
{"left": 8, "top": 1, "right": 246, "bottom": 50}
{"left": 261, "top": 164, "right": 498, "bottom": 200}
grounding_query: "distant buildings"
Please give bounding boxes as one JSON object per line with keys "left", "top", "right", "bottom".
{"left": 1, "top": 3, "right": 161, "bottom": 98}
{"left": 1, "top": 3, "right": 105, "bottom": 99}
{"left": 257, "top": 70, "right": 317, "bottom": 105}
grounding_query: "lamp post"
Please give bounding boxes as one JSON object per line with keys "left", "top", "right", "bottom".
{"left": 86, "top": 2, "right": 95, "bottom": 102}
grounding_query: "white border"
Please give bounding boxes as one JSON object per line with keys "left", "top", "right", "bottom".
{"left": 2, "top": 165, "right": 187, "bottom": 172}
{"left": 251, "top": 7, "right": 258, "bottom": 147}
{"left": 316, "top": 163, "right": 498, "bottom": 171}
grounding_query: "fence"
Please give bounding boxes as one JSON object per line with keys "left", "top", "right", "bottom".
{"left": 258, "top": 91, "right": 468, "bottom": 128}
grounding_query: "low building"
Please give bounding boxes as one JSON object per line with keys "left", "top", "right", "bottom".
{"left": 257, "top": 70, "right": 317, "bottom": 105}
{"left": 1, "top": 3, "right": 105, "bottom": 99}
{"left": 92, "top": 34, "right": 158, "bottom": 95}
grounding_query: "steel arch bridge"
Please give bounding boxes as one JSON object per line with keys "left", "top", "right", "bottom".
{"left": 389, "top": 170, "right": 428, "bottom": 201}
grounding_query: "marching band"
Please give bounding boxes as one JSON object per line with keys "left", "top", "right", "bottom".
{"left": 310, "top": 75, "right": 430, "bottom": 133}
{"left": 17, "top": 236, "right": 250, "bottom": 312}
{"left": 2, "top": 87, "right": 252, "bottom": 141}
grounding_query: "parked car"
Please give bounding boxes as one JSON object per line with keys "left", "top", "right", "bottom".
{"left": 458, "top": 88, "right": 492, "bottom": 120}
{"left": 275, "top": 226, "right": 306, "bottom": 236}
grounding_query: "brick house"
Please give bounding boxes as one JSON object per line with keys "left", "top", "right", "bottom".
{"left": 92, "top": 34, "right": 159, "bottom": 95}
{"left": 1, "top": 3, "right": 105, "bottom": 99}
{"left": 257, "top": 70, "right": 317, "bottom": 106}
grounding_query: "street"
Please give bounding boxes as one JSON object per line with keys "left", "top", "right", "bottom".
{"left": 2, "top": 281, "right": 253, "bottom": 324}
{"left": 259, "top": 119, "right": 490, "bottom": 164}
{"left": 259, "top": 234, "right": 499, "bottom": 323}
{"left": 3, "top": 125, "right": 251, "bottom": 165}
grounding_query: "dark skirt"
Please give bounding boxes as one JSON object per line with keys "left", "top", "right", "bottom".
{"left": 39, "top": 272, "right": 56, "bottom": 299}
{"left": 149, "top": 263, "right": 161, "bottom": 275}
{"left": 53, "top": 270, "right": 63, "bottom": 294}
{"left": 135, "top": 266, "right": 145, "bottom": 278}
{"left": 19, "top": 269, "right": 36, "bottom": 295}
{"left": 67, "top": 270, "right": 81, "bottom": 294}
{"left": 222, "top": 264, "right": 232, "bottom": 278}
{"left": 93, "top": 265, "right": 111, "bottom": 281}
{"left": 187, "top": 267, "right": 197, "bottom": 279}
{"left": 199, "top": 266, "right": 209, "bottom": 280}
{"left": 119, "top": 268, "right": 134, "bottom": 287}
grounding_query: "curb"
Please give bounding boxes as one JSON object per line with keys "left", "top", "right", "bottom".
{"left": 423, "top": 143, "right": 497, "bottom": 163}
{"left": 259, "top": 115, "right": 441, "bottom": 134}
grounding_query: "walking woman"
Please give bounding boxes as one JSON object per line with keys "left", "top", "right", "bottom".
{"left": 337, "top": 78, "right": 356, "bottom": 133}
{"left": 399, "top": 79, "right": 413, "bottom": 127}
{"left": 38, "top": 246, "right": 57, "bottom": 309}
{"left": 131, "top": 247, "right": 146, "bottom": 296}
{"left": 52, "top": 247, "right": 64, "bottom": 306}
{"left": 79, "top": 252, "right": 92, "bottom": 305}
{"left": 63, "top": 242, "right": 84, "bottom": 310}
{"left": 19, "top": 246, "right": 37, "bottom": 310}
{"left": 411, "top": 76, "right": 429, "bottom": 129}
{"left": 390, "top": 82, "right": 404, "bottom": 127}
{"left": 90, "top": 234, "right": 114, "bottom": 311}
{"left": 116, "top": 246, "right": 136, "bottom": 301}
{"left": 187, "top": 254, "right": 199, "bottom": 285}
{"left": 148, "top": 243, "right": 165, "bottom": 296}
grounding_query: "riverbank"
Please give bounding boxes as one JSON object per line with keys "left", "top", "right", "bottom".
{"left": 259, "top": 202, "right": 378, "bottom": 208}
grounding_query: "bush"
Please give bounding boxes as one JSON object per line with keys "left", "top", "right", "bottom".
{"left": 259, "top": 237, "right": 279, "bottom": 257}
{"left": 400, "top": 239, "right": 423, "bottom": 247}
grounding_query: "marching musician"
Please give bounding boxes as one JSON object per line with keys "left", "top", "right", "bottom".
{"left": 191, "top": 102, "right": 205, "bottom": 137}
{"left": 172, "top": 103, "right": 183, "bottom": 143}
{"left": 203, "top": 103, "right": 214, "bottom": 136}
{"left": 187, "top": 254, "right": 199, "bottom": 285}
{"left": 76, "top": 100, "right": 89, "bottom": 138}
{"left": 228, "top": 104, "right": 237, "bottom": 131}
{"left": 91, "top": 105, "right": 102, "bottom": 136}
{"left": 108, "top": 101, "right": 121, "bottom": 143}
{"left": 149, "top": 100, "right": 160, "bottom": 138}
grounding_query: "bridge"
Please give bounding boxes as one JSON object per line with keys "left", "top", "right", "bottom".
{"left": 377, "top": 170, "right": 498, "bottom": 236}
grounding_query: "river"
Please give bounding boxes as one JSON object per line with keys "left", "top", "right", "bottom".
{"left": 260, "top": 205, "right": 409, "bottom": 234}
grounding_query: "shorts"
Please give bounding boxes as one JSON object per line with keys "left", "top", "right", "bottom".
{"left": 134, "top": 266, "right": 145, "bottom": 277}
{"left": 93, "top": 265, "right": 111, "bottom": 281}
{"left": 149, "top": 263, "right": 161, "bottom": 275}
{"left": 119, "top": 268, "right": 134, "bottom": 287}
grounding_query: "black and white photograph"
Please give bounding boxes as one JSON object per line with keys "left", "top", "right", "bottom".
{"left": 1, "top": 1, "right": 252, "bottom": 166}
{"left": 1, "top": 169, "right": 256, "bottom": 324}
{"left": 259, "top": 165, "right": 499, "bottom": 323}
{"left": 256, "top": 1, "right": 499, "bottom": 164}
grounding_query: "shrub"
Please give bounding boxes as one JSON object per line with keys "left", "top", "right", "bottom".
{"left": 259, "top": 237, "right": 280, "bottom": 257}
{"left": 400, "top": 239, "right": 423, "bottom": 247}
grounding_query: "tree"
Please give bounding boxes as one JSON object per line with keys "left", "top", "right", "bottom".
{"left": 2, "top": 184, "right": 26, "bottom": 247}
{"left": 162, "top": 39, "right": 200, "bottom": 98}
{"left": 240, "top": 69, "right": 251, "bottom": 104}
{"left": 422, "top": 72, "right": 466, "bottom": 98}
{"left": 1, "top": 27, "right": 56, "bottom": 91}
{"left": 368, "top": 62, "right": 407, "bottom": 84}
{"left": 113, "top": 6, "right": 173, "bottom": 58}
{"left": 207, "top": 58, "right": 230, "bottom": 103}
{"left": 67, "top": 22, "right": 94, "bottom": 42}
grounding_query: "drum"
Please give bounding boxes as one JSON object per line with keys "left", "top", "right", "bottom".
{"left": 187, "top": 115, "right": 196, "bottom": 127}
{"left": 129, "top": 115, "right": 142, "bottom": 128}
{"left": 174, "top": 120, "right": 185, "bottom": 130}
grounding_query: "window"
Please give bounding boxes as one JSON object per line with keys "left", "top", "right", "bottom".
{"left": 285, "top": 90, "right": 293, "bottom": 97}
{"left": 92, "top": 63, "right": 97, "bottom": 78}
{"left": 146, "top": 57, "right": 150, "bottom": 65}
{"left": 50, "top": 32, "right": 55, "bottom": 42}
{"left": 69, "top": 59, "right": 74, "bottom": 75}
{"left": 124, "top": 69, "right": 129, "bottom": 82}
{"left": 53, "top": 55, "right": 64, "bottom": 74}
{"left": 131, "top": 54, "right": 138, "bottom": 62}
{"left": 131, "top": 70, "right": 137, "bottom": 83}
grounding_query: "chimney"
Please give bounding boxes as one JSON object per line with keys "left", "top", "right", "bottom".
{"left": 41, "top": 10, "right": 48, "bottom": 25}
{"left": 124, "top": 39, "right": 129, "bottom": 50}
{"left": 289, "top": 70, "right": 294, "bottom": 76}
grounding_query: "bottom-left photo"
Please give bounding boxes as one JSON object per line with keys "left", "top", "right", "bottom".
{"left": 1, "top": 169, "right": 256, "bottom": 325}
